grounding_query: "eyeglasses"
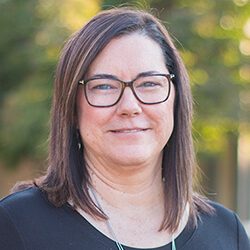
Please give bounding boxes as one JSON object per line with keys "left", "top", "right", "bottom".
{"left": 78, "top": 72, "right": 175, "bottom": 107}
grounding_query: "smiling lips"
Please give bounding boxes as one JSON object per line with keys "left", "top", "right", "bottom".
{"left": 110, "top": 128, "right": 150, "bottom": 133}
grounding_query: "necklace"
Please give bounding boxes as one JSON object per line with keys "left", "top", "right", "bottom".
{"left": 90, "top": 187, "right": 176, "bottom": 250}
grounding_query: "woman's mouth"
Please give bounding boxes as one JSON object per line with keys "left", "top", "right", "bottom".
{"left": 110, "top": 128, "right": 150, "bottom": 133}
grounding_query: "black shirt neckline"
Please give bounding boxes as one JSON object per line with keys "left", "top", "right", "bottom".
{"left": 63, "top": 201, "right": 197, "bottom": 250}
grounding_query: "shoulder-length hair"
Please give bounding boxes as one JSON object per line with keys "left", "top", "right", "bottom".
{"left": 14, "top": 7, "right": 213, "bottom": 233}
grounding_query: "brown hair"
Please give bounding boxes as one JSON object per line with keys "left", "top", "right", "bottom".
{"left": 13, "top": 7, "right": 213, "bottom": 233}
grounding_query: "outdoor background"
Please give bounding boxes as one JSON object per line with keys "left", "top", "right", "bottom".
{"left": 0, "top": 0, "right": 250, "bottom": 233}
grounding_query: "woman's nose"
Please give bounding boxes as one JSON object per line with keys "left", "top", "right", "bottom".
{"left": 116, "top": 87, "right": 142, "bottom": 117}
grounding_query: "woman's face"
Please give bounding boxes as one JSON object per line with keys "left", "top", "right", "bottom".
{"left": 77, "top": 33, "right": 175, "bottom": 168}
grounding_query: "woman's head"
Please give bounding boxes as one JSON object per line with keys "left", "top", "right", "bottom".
{"left": 36, "top": 7, "right": 211, "bottom": 233}
{"left": 77, "top": 32, "right": 176, "bottom": 170}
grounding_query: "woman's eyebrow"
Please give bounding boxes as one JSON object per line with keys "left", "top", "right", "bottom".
{"left": 87, "top": 74, "right": 118, "bottom": 80}
{"left": 136, "top": 71, "right": 162, "bottom": 78}
{"left": 88, "top": 71, "right": 163, "bottom": 80}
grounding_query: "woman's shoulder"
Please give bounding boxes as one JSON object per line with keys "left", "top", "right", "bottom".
{"left": 194, "top": 197, "right": 239, "bottom": 227}
{"left": 0, "top": 187, "right": 48, "bottom": 214}
{"left": 207, "top": 200, "right": 236, "bottom": 218}
{"left": 198, "top": 200, "right": 249, "bottom": 240}
{"left": 1, "top": 186, "right": 41, "bottom": 203}
{"left": 200, "top": 200, "right": 239, "bottom": 227}
{"left": 187, "top": 199, "right": 250, "bottom": 249}
{"left": 205, "top": 200, "right": 242, "bottom": 224}
{"left": 0, "top": 187, "right": 61, "bottom": 236}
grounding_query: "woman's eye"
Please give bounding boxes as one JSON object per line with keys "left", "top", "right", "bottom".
{"left": 93, "top": 84, "right": 116, "bottom": 90}
{"left": 138, "top": 81, "right": 161, "bottom": 88}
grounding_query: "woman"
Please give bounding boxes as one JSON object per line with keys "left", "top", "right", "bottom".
{"left": 0, "top": 7, "right": 249, "bottom": 250}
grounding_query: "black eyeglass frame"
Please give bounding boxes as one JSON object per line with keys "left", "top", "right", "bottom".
{"left": 78, "top": 73, "right": 175, "bottom": 108}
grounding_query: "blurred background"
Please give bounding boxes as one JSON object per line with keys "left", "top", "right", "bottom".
{"left": 0, "top": 0, "right": 250, "bottom": 234}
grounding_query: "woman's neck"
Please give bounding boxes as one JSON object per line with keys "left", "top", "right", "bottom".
{"left": 85, "top": 152, "right": 165, "bottom": 210}
{"left": 75, "top": 153, "right": 190, "bottom": 248}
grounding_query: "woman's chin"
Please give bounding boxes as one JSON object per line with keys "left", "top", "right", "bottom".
{"left": 106, "top": 147, "right": 160, "bottom": 169}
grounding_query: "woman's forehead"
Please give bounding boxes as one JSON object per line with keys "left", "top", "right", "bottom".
{"left": 86, "top": 33, "right": 167, "bottom": 79}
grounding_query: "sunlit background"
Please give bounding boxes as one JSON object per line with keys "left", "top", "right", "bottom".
{"left": 0, "top": 0, "right": 250, "bottom": 234}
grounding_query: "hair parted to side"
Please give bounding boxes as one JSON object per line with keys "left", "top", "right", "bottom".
{"left": 12, "top": 7, "right": 213, "bottom": 233}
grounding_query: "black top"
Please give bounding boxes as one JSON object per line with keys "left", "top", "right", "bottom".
{"left": 0, "top": 187, "right": 249, "bottom": 250}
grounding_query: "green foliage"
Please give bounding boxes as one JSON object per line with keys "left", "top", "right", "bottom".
{"left": 102, "top": 0, "right": 250, "bottom": 159}
{"left": 158, "top": 0, "right": 250, "bottom": 158}
{"left": 0, "top": 0, "right": 99, "bottom": 166}
{"left": 0, "top": 0, "right": 49, "bottom": 165}
{"left": 0, "top": 0, "right": 249, "bottom": 168}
